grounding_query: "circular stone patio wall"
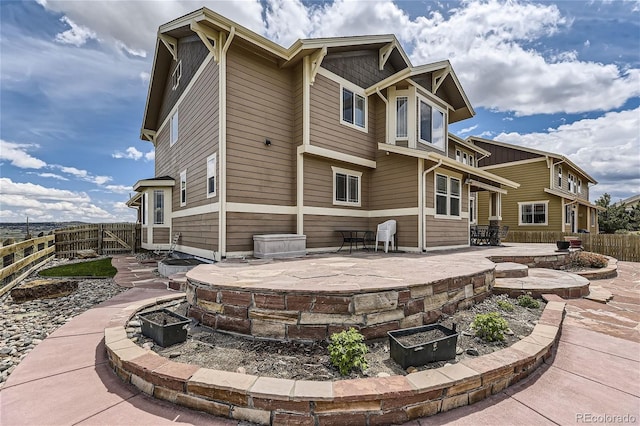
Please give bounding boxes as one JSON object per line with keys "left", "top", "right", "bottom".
{"left": 185, "top": 259, "right": 495, "bottom": 341}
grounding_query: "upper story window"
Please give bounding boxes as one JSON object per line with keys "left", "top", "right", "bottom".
{"left": 469, "top": 154, "right": 474, "bottom": 167}
{"left": 419, "top": 97, "right": 446, "bottom": 151}
{"left": 519, "top": 201, "right": 548, "bottom": 225}
{"left": 455, "top": 150, "right": 461, "bottom": 162}
{"left": 153, "top": 190, "right": 164, "bottom": 225}
{"left": 577, "top": 179, "right": 582, "bottom": 195}
{"left": 558, "top": 166, "right": 562, "bottom": 188}
{"left": 206, "top": 153, "right": 217, "bottom": 198}
{"left": 170, "top": 110, "right": 179, "bottom": 146}
{"left": 172, "top": 61, "right": 182, "bottom": 90}
{"left": 180, "top": 170, "right": 187, "bottom": 207}
{"left": 568, "top": 173, "right": 575, "bottom": 193}
{"left": 396, "top": 96, "right": 408, "bottom": 138}
{"left": 341, "top": 87, "right": 366, "bottom": 130}
{"left": 435, "top": 173, "right": 460, "bottom": 217}
{"left": 332, "top": 166, "right": 361, "bottom": 207}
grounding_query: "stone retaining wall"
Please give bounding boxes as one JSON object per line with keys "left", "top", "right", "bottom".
{"left": 184, "top": 270, "right": 494, "bottom": 341}
{"left": 105, "top": 295, "right": 566, "bottom": 425}
{"left": 487, "top": 253, "right": 571, "bottom": 269}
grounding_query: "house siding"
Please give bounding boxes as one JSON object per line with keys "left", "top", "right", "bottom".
{"left": 158, "top": 36, "right": 210, "bottom": 128}
{"left": 304, "top": 215, "right": 369, "bottom": 249}
{"left": 309, "top": 73, "right": 376, "bottom": 161}
{"left": 478, "top": 161, "right": 563, "bottom": 231}
{"left": 226, "top": 212, "right": 296, "bottom": 252}
{"left": 225, "top": 44, "right": 295, "bottom": 206}
{"left": 370, "top": 215, "right": 418, "bottom": 249}
{"left": 155, "top": 57, "right": 219, "bottom": 212}
{"left": 424, "top": 166, "right": 469, "bottom": 248}
{"left": 152, "top": 227, "right": 171, "bottom": 244}
{"left": 475, "top": 141, "right": 541, "bottom": 166}
{"left": 303, "top": 157, "right": 370, "bottom": 209}
{"left": 369, "top": 153, "right": 417, "bottom": 210}
{"left": 321, "top": 51, "right": 398, "bottom": 89}
{"left": 173, "top": 213, "right": 218, "bottom": 252}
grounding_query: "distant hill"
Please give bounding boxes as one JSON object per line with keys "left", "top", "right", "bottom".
{"left": 0, "top": 222, "right": 87, "bottom": 242}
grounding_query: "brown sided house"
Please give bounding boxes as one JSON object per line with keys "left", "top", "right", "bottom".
{"left": 469, "top": 137, "right": 600, "bottom": 234}
{"left": 126, "top": 8, "right": 519, "bottom": 261}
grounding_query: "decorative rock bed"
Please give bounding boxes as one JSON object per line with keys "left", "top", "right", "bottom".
{"left": 105, "top": 294, "right": 566, "bottom": 425}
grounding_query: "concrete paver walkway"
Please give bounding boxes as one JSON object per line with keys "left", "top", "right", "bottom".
{"left": 1, "top": 254, "right": 639, "bottom": 425}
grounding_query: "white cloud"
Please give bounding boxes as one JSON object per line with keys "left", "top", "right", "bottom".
{"left": 0, "top": 177, "right": 117, "bottom": 222}
{"left": 113, "top": 146, "right": 142, "bottom": 160}
{"left": 54, "top": 16, "right": 97, "bottom": 47}
{"left": 55, "top": 165, "right": 87, "bottom": 178}
{"left": 144, "top": 150, "right": 155, "bottom": 162}
{"left": 51, "top": 165, "right": 113, "bottom": 186}
{"left": 91, "top": 175, "right": 112, "bottom": 185}
{"left": 36, "top": 172, "right": 68, "bottom": 181}
{"left": 493, "top": 107, "right": 640, "bottom": 201}
{"left": 457, "top": 125, "right": 478, "bottom": 135}
{"left": 104, "top": 185, "right": 131, "bottom": 194}
{"left": 0, "top": 140, "right": 47, "bottom": 169}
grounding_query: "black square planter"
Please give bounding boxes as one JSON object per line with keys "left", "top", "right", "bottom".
{"left": 139, "top": 309, "right": 190, "bottom": 347}
{"left": 388, "top": 324, "right": 458, "bottom": 369}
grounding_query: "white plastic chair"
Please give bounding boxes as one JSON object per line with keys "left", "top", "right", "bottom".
{"left": 375, "top": 220, "right": 397, "bottom": 253}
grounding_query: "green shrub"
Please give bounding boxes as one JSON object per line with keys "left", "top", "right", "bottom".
{"left": 570, "top": 251, "right": 608, "bottom": 268}
{"left": 39, "top": 257, "right": 116, "bottom": 277}
{"left": 517, "top": 294, "right": 540, "bottom": 309}
{"left": 471, "top": 312, "right": 509, "bottom": 342}
{"left": 328, "top": 328, "right": 368, "bottom": 375}
{"left": 497, "top": 300, "right": 515, "bottom": 312}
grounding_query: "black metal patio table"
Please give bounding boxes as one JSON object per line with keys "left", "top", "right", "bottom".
{"left": 336, "top": 230, "right": 374, "bottom": 253}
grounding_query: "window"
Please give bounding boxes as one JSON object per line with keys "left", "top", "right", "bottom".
{"left": 435, "top": 174, "right": 460, "bottom": 217}
{"left": 463, "top": 152, "right": 468, "bottom": 165}
{"left": 568, "top": 173, "right": 575, "bottom": 193}
{"left": 153, "top": 190, "right": 164, "bottom": 225}
{"left": 396, "top": 96, "right": 408, "bottom": 138}
{"left": 141, "top": 193, "right": 147, "bottom": 225}
{"left": 206, "top": 153, "right": 217, "bottom": 198}
{"left": 558, "top": 166, "right": 562, "bottom": 188}
{"left": 180, "top": 170, "right": 187, "bottom": 206}
{"left": 171, "top": 60, "right": 182, "bottom": 90}
{"left": 469, "top": 155, "right": 474, "bottom": 167}
{"left": 419, "top": 99, "right": 445, "bottom": 150}
{"left": 578, "top": 179, "right": 582, "bottom": 195}
{"left": 490, "top": 193, "right": 502, "bottom": 219}
{"left": 565, "top": 204, "right": 572, "bottom": 225}
{"left": 341, "top": 87, "right": 366, "bottom": 129}
{"left": 455, "top": 149, "right": 461, "bottom": 162}
{"left": 170, "top": 111, "right": 179, "bottom": 146}
{"left": 519, "top": 202, "right": 548, "bottom": 225}
{"left": 332, "top": 166, "right": 361, "bottom": 206}
{"left": 469, "top": 194, "right": 477, "bottom": 224}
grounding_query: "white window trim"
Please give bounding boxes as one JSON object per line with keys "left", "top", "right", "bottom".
{"left": 141, "top": 192, "right": 147, "bottom": 225}
{"left": 206, "top": 153, "right": 217, "bottom": 199}
{"left": 395, "top": 96, "right": 408, "bottom": 139}
{"left": 172, "top": 60, "right": 182, "bottom": 90}
{"left": 170, "top": 110, "right": 179, "bottom": 146}
{"left": 180, "top": 169, "right": 187, "bottom": 207}
{"left": 518, "top": 200, "right": 549, "bottom": 226}
{"left": 469, "top": 193, "right": 477, "bottom": 225}
{"left": 417, "top": 94, "right": 446, "bottom": 152}
{"left": 558, "top": 166, "right": 562, "bottom": 188}
{"left": 434, "top": 173, "right": 461, "bottom": 219}
{"left": 339, "top": 83, "right": 368, "bottom": 133}
{"left": 332, "top": 166, "right": 362, "bottom": 207}
{"left": 153, "top": 189, "right": 164, "bottom": 225}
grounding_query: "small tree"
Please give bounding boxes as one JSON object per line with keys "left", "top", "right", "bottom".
{"left": 596, "top": 193, "right": 629, "bottom": 234}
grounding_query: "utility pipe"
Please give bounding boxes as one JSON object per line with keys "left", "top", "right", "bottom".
{"left": 421, "top": 158, "right": 442, "bottom": 251}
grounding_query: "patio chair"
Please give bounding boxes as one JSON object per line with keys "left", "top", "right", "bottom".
{"left": 375, "top": 220, "right": 396, "bottom": 253}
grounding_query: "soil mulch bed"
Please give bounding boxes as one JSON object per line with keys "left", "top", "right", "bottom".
{"left": 130, "top": 294, "right": 545, "bottom": 381}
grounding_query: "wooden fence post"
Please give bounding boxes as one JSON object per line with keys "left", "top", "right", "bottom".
{"left": 97, "top": 223, "right": 103, "bottom": 255}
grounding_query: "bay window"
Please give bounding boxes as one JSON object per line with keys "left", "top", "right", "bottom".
{"left": 396, "top": 96, "right": 408, "bottom": 138}
{"left": 341, "top": 87, "right": 366, "bottom": 130}
{"left": 153, "top": 190, "right": 164, "bottom": 225}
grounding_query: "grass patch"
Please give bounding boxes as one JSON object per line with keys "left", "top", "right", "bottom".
{"left": 39, "top": 258, "right": 117, "bottom": 278}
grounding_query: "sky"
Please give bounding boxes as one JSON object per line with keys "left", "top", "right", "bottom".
{"left": 1, "top": 0, "right": 639, "bottom": 223}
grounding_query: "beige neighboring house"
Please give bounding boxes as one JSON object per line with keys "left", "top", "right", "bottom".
{"left": 615, "top": 194, "right": 640, "bottom": 211}
{"left": 126, "top": 8, "right": 518, "bottom": 261}
{"left": 469, "top": 137, "right": 600, "bottom": 234}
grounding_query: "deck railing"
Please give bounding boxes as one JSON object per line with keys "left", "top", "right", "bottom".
{"left": 0, "top": 235, "right": 56, "bottom": 295}
{"left": 503, "top": 231, "right": 640, "bottom": 262}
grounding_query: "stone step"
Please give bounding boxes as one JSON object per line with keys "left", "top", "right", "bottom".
{"left": 494, "top": 268, "right": 590, "bottom": 299}
{"left": 584, "top": 286, "right": 614, "bottom": 304}
{"left": 495, "top": 262, "right": 529, "bottom": 278}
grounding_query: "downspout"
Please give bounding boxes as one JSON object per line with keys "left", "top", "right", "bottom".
{"left": 218, "top": 27, "right": 235, "bottom": 260}
{"left": 421, "top": 158, "right": 442, "bottom": 251}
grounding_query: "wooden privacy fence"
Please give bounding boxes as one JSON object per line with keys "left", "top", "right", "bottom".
{"left": 55, "top": 223, "right": 141, "bottom": 258}
{"left": 1, "top": 235, "right": 56, "bottom": 295}
{"left": 504, "top": 231, "right": 640, "bottom": 263}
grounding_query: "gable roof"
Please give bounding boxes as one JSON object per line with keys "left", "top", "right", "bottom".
{"left": 141, "top": 7, "right": 473, "bottom": 135}
{"left": 468, "top": 136, "right": 597, "bottom": 184}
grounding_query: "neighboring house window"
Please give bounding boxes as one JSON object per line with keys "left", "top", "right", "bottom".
{"left": 558, "top": 166, "right": 562, "bottom": 188}
{"left": 455, "top": 149, "right": 461, "bottom": 162}
{"left": 170, "top": 111, "right": 179, "bottom": 146}
{"left": 141, "top": 193, "right": 147, "bottom": 225}
{"left": 153, "top": 190, "right": 164, "bottom": 225}
{"left": 332, "top": 166, "right": 361, "bottom": 206}
{"left": 418, "top": 98, "right": 445, "bottom": 150}
{"left": 568, "top": 173, "right": 575, "bottom": 193}
{"left": 172, "top": 61, "right": 182, "bottom": 90}
{"left": 463, "top": 152, "right": 468, "bottom": 165}
{"left": 469, "top": 193, "right": 477, "bottom": 224}
{"left": 469, "top": 155, "right": 474, "bottom": 167}
{"left": 578, "top": 179, "right": 582, "bottom": 195}
{"left": 565, "top": 204, "right": 572, "bottom": 225}
{"left": 519, "top": 201, "right": 548, "bottom": 225}
{"left": 206, "top": 153, "right": 217, "bottom": 198}
{"left": 341, "top": 87, "right": 366, "bottom": 130}
{"left": 435, "top": 173, "right": 460, "bottom": 217}
{"left": 180, "top": 170, "right": 187, "bottom": 206}
{"left": 396, "top": 96, "right": 408, "bottom": 138}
